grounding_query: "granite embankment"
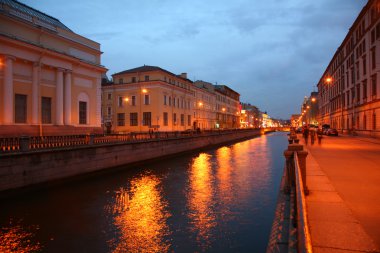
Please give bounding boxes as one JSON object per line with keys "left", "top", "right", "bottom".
{"left": 0, "top": 129, "right": 265, "bottom": 194}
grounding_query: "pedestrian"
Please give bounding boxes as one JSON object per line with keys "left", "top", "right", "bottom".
{"left": 310, "top": 129, "right": 315, "bottom": 145}
{"left": 303, "top": 127, "right": 309, "bottom": 145}
{"left": 317, "top": 128, "right": 323, "bottom": 145}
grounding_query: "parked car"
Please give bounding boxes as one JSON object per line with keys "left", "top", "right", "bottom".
{"left": 326, "top": 128, "right": 338, "bottom": 136}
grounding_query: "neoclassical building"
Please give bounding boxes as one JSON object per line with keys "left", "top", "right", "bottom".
{"left": 193, "top": 80, "right": 217, "bottom": 130}
{"left": 0, "top": 0, "right": 107, "bottom": 136}
{"left": 102, "top": 66, "right": 195, "bottom": 132}
{"left": 317, "top": 0, "right": 380, "bottom": 137}
{"left": 214, "top": 85, "right": 240, "bottom": 129}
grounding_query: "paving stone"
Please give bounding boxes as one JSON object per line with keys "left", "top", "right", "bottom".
{"left": 306, "top": 191, "right": 343, "bottom": 203}
{"left": 307, "top": 202, "right": 357, "bottom": 223}
{"left": 309, "top": 220, "right": 379, "bottom": 252}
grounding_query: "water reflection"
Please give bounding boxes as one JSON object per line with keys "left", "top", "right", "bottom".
{"left": 187, "top": 153, "right": 216, "bottom": 250}
{"left": 216, "top": 147, "right": 234, "bottom": 212}
{"left": 107, "top": 173, "right": 171, "bottom": 253}
{"left": 0, "top": 219, "right": 42, "bottom": 252}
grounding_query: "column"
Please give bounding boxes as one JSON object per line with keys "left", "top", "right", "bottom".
{"left": 32, "top": 62, "right": 40, "bottom": 124}
{"left": 56, "top": 68, "right": 64, "bottom": 125}
{"left": 3, "top": 55, "right": 15, "bottom": 124}
{"left": 64, "top": 71, "right": 72, "bottom": 125}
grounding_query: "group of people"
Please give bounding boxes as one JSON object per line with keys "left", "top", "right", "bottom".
{"left": 302, "top": 126, "right": 323, "bottom": 145}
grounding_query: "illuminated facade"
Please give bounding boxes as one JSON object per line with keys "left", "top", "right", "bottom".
{"left": 102, "top": 66, "right": 195, "bottom": 132}
{"left": 240, "top": 103, "right": 260, "bottom": 128}
{"left": 214, "top": 85, "right": 240, "bottom": 129}
{"left": 193, "top": 81, "right": 217, "bottom": 130}
{"left": 0, "top": 0, "right": 106, "bottom": 136}
{"left": 317, "top": 0, "right": 380, "bottom": 137}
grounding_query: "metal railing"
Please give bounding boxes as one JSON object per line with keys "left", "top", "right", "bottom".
{"left": 0, "top": 129, "right": 260, "bottom": 154}
{"left": 293, "top": 152, "right": 313, "bottom": 253}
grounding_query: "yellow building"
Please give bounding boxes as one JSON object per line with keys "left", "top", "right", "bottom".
{"left": 214, "top": 85, "right": 240, "bottom": 129}
{"left": 317, "top": 0, "right": 380, "bottom": 137}
{"left": 102, "top": 66, "right": 195, "bottom": 132}
{"left": 0, "top": 0, "right": 106, "bottom": 136}
{"left": 193, "top": 80, "right": 217, "bottom": 130}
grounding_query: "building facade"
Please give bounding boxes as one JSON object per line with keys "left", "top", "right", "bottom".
{"left": 193, "top": 80, "right": 217, "bottom": 130}
{"left": 214, "top": 85, "right": 240, "bottom": 129}
{"left": 0, "top": 0, "right": 106, "bottom": 136}
{"left": 317, "top": 0, "right": 380, "bottom": 137}
{"left": 102, "top": 66, "right": 195, "bottom": 133}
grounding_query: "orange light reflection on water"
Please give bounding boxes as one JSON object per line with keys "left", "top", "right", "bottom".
{"left": 107, "top": 174, "right": 171, "bottom": 253}
{"left": 0, "top": 220, "right": 42, "bottom": 253}
{"left": 188, "top": 153, "right": 216, "bottom": 250}
{"left": 216, "top": 147, "right": 233, "bottom": 208}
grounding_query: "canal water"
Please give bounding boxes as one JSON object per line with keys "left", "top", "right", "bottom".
{"left": 0, "top": 132, "right": 288, "bottom": 252}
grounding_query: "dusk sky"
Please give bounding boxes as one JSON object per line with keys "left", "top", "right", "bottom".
{"left": 21, "top": 0, "right": 367, "bottom": 119}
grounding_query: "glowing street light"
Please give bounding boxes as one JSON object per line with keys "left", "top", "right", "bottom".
{"left": 142, "top": 88, "right": 148, "bottom": 93}
{"left": 311, "top": 97, "right": 316, "bottom": 102}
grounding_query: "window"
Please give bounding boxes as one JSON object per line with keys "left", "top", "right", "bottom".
{"left": 164, "top": 95, "right": 167, "bottom": 105}
{"left": 188, "top": 115, "right": 191, "bottom": 126}
{"left": 130, "top": 113, "right": 138, "bottom": 126}
{"left": 363, "top": 55, "right": 367, "bottom": 75}
{"left": 356, "top": 85, "right": 360, "bottom": 102}
{"left": 163, "top": 112, "right": 168, "bottom": 126}
{"left": 132, "top": 77, "right": 136, "bottom": 83}
{"left": 363, "top": 115, "right": 367, "bottom": 130}
{"left": 107, "top": 93, "right": 112, "bottom": 100}
{"left": 169, "top": 96, "right": 172, "bottom": 106}
{"left": 107, "top": 107, "right": 112, "bottom": 116}
{"left": 15, "top": 94, "right": 27, "bottom": 123}
{"left": 181, "top": 114, "right": 184, "bottom": 126}
{"left": 118, "top": 96, "right": 123, "bottom": 107}
{"left": 132, "top": 95, "right": 136, "bottom": 106}
{"left": 144, "top": 94, "right": 150, "bottom": 105}
{"left": 372, "top": 47, "right": 376, "bottom": 69}
{"left": 117, "top": 113, "right": 125, "bottom": 126}
{"left": 143, "top": 112, "right": 151, "bottom": 126}
{"left": 119, "top": 78, "right": 123, "bottom": 84}
{"left": 373, "top": 113, "right": 377, "bottom": 130}
{"left": 79, "top": 101, "right": 87, "bottom": 124}
{"left": 145, "top": 75, "right": 149, "bottom": 81}
{"left": 372, "top": 74, "right": 377, "bottom": 96}
{"left": 41, "top": 97, "right": 51, "bottom": 124}
{"left": 173, "top": 113, "right": 177, "bottom": 124}
{"left": 363, "top": 80, "right": 367, "bottom": 99}
{"left": 177, "top": 98, "right": 180, "bottom": 108}
{"left": 173, "top": 97, "right": 176, "bottom": 107}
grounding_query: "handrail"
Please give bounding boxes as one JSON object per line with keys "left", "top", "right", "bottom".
{"left": 294, "top": 152, "right": 313, "bottom": 253}
{"left": 0, "top": 128, "right": 261, "bottom": 154}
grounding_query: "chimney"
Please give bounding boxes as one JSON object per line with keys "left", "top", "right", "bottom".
{"left": 180, "top": 73, "right": 187, "bottom": 79}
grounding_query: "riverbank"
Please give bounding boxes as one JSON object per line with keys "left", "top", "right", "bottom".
{"left": 0, "top": 129, "right": 267, "bottom": 195}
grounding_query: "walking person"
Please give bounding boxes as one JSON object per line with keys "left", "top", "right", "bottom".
{"left": 303, "top": 127, "right": 309, "bottom": 145}
{"left": 317, "top": 128, "right": 323, "bottom": 145}
{"left": 310, "top": 128, "right": 316, "bottom": 145}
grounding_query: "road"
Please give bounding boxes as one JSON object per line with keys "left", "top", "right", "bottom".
{"left": 302, "top": 133, "right": 380, "bottom": 249}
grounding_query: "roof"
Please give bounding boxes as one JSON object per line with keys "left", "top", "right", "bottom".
{"left": 0, "top": 0, "right": 72, "bottom": 32}
{"left": 113, "top": 65, "right": 193, "bottom": 83}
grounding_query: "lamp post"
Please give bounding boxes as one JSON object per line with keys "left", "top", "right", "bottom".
{"left": 222, "top": 107, "right": 226, "bottom": 129}
{"left": 140, "top": 87, "right": 148, "bottom": 132}
{"left": 197, "top": 101, "right": 203, "bottom": 129}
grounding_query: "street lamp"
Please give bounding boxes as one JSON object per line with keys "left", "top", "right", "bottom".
{"left": 197, "top": 101, "right": 203, "bottom": 129}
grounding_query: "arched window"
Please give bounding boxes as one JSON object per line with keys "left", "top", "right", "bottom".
{"left": 78, "top": 92, "right": 89, "bottom": 125}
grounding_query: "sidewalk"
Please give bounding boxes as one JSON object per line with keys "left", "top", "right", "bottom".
{"left": 299, "top": 134, "right": 380, "bottom": 252}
